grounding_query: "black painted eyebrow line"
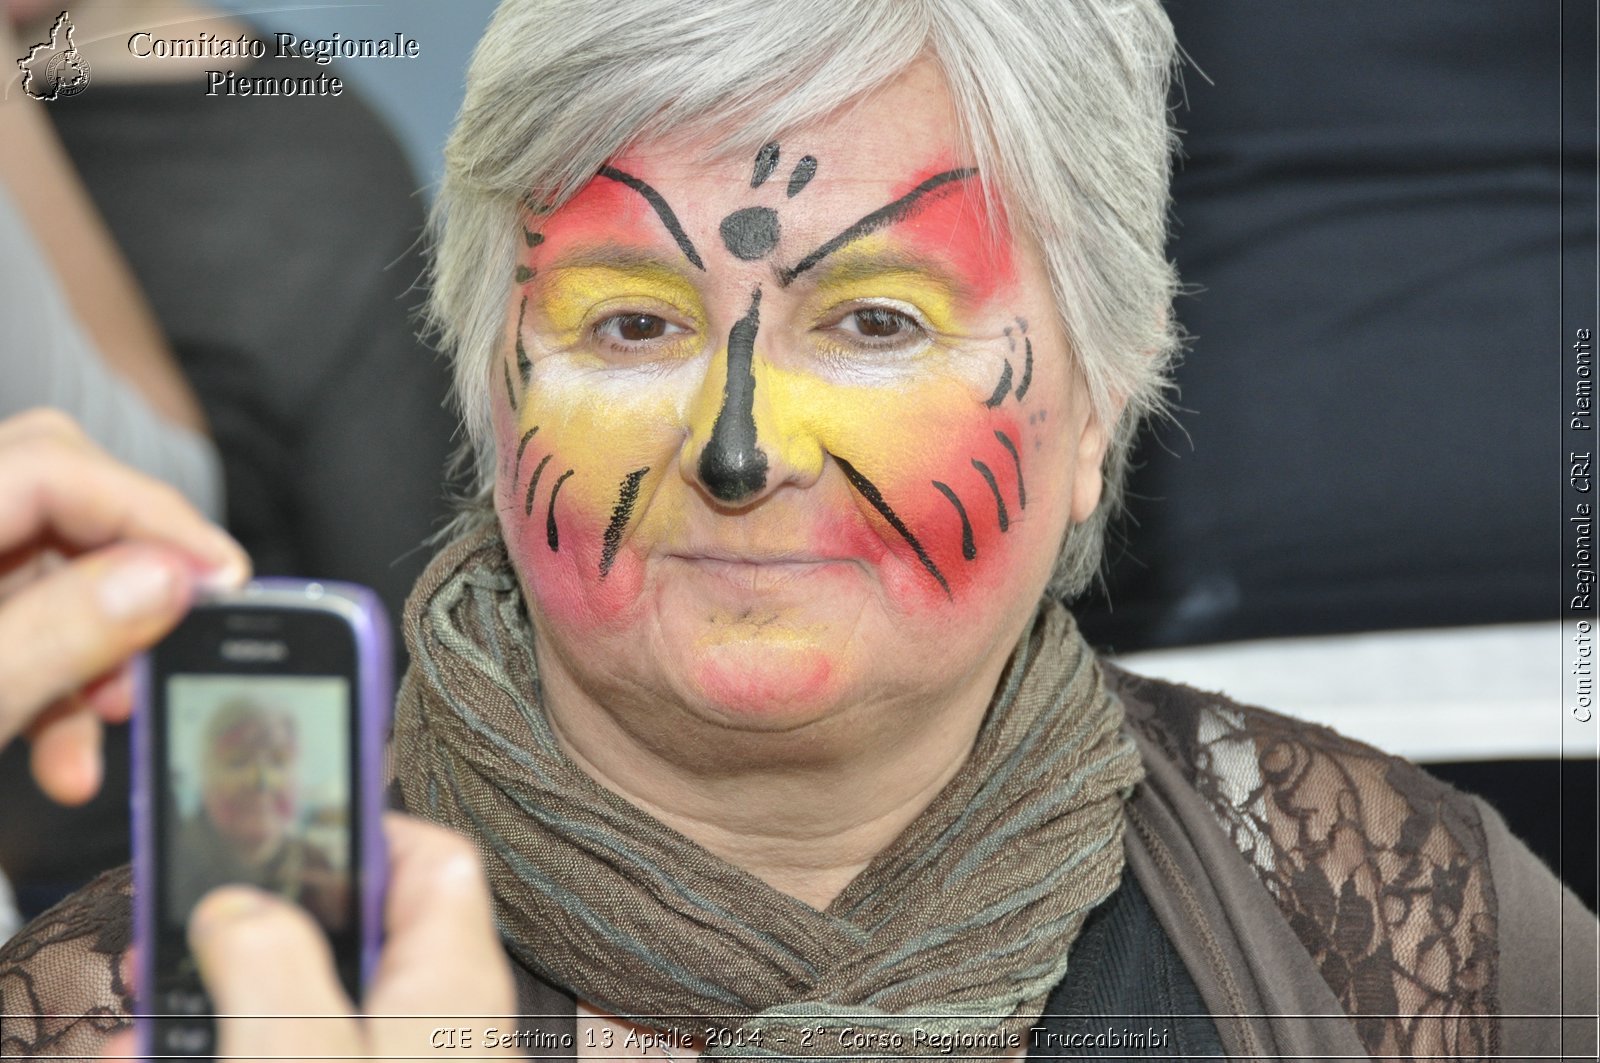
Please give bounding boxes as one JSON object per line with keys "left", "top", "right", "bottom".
{"left": 596, "top": 165, "right": 706, "bottom": 271}
{"left": 778, "top": 167, "right": 978, "bottom": 286}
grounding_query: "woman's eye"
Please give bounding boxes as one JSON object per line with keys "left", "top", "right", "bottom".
{"left": 838, "top": 307, "right": 922, "bottom": 342}
{"left": 597, "top": 313, "right": 681, "bottom": 343}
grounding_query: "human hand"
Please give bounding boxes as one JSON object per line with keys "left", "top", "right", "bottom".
{"left": 105, "top": 814, "right": 516, "bottom": 1060}
{"left": 0, "top": 408, "right": 249, "bottom": 803}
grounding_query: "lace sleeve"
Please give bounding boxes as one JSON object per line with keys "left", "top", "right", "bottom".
{"left": 0, "top": 865, "right": 134, "bottom": 1058}
{"left": 1118, "top": 669, "right": 1500, "bottom": 1062}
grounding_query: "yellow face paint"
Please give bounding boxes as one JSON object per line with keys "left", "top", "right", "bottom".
{"left": 533, "top": 261, "right": 706, "bottom": 358}
{"left": 802, "top": 236, "right": 965, "bottom": 339}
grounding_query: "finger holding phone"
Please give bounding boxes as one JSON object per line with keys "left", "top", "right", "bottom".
{"left": 0, "top": 408, "right": 249, "bottom": 803}
{"left": 0, "top": 409, "right": 514, "bottom": 1059}
{"left": 175, "top": 815, "right": 515, "bottom": 1061}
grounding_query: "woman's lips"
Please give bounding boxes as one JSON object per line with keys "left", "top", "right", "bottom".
{"left": 665, "top": 553, "right": 859, "bottom": 593}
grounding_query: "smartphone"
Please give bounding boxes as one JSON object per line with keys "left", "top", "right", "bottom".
{"left": 133, "top": 579, "right": 391, "bottom": 1057}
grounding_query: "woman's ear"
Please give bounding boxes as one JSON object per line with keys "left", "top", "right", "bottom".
{"left": 1068, "top": 395, "right": 1124, "bottom": 524}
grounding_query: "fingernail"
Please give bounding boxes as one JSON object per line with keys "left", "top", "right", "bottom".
{"left": 195, "top": 557, "right": 249, "bottom": 593}
{"left": 99, "top": 560, "right": 178, "bottom": 619}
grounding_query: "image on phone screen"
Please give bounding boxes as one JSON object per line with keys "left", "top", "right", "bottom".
{"left": 161, "top": 675, "right": 353, "bottom": 937}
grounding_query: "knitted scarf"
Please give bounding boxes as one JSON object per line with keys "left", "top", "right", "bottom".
{"left": 390, "top": 527, "right": 1143, "bottom": 1058}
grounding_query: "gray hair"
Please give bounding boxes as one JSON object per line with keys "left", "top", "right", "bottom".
{"left": 427, "top": 0, "right": 1180, "bottom": 598}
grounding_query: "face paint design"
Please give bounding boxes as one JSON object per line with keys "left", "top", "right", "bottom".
{"left": 498, "top": 138, "right": 1050, "bottom": 647}
{"left": 778, "top": 317, "right": 1036, "bottom": 605}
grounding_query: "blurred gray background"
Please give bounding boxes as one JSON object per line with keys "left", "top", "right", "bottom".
{"left": 214, "top": 0, "right": 497, "bottom": 193}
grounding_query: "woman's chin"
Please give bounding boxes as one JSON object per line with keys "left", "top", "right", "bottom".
{"left": 678, "top": 633, "right": 843, "bottom": 729}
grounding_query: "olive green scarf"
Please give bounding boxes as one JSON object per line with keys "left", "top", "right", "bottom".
{"left": 390, "top": 527, "right": 1143, "bottom": 1058}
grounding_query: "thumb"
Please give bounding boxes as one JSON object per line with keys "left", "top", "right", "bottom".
{"left": 188, "top": 886, "right": 360, "bottom": 1061}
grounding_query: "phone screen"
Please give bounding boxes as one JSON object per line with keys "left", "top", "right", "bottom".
{"left": 160, "top": 674, "right": 354, "bottom": 933}
{"left": 145, "top": 602, "right": 365, "bottom": 1045}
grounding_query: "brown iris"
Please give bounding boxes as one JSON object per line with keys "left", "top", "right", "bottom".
{"left": 616, "top": 314, "right": 668, "bottom": 341}
{"left": 854, "top": 307, "right": 911, "bottom": 338}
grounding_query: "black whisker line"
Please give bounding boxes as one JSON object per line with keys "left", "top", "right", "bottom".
{"left": 503, "top": 362, "right": 517, "bottom": 411}
{"left": 1014, "top": 338, "right": 1033, "bottom": 400}
{"left": 932, "top": 481, "right": 977, "bottom": 561}
{"left": 778, "top": 167, "right": 977, "bottom": 285}
{"left": 546, "top": 469, "right": 575, "bottom": 551}
{"left": 985, "top": 360, "right": 1013, "bottom": 408}
{"left": 524, "top": 453, "right": 553, "bottom": 517}
{"left": 513, "top": 426, "right": 539, "bottom": 480}
{"left": 599, "top": 467, "right": 650, "bottom": 579}
{"left": 995, "top": 430, "right": 1025, "bottom": 509}
{"left": 835, "top": 456, "right": 950, "bottom": 597}
{"left": 597, "top": 166, "right": 705, "bottom": 270}
{"left": 515, "top": 296, "right": 532, "bottom": 380}
{"left": 972, "top": 459, "right": 1009, "bottom": 532}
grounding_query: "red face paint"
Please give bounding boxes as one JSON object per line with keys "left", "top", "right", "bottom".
{"left": 816, "top": 409, "right": 1028, "bottom": 611}
{"left": 530, "top": 174, "right": 665, "bottom": 259}
{"left": 886, "top": 163, "right": 1017, "bottom": 309}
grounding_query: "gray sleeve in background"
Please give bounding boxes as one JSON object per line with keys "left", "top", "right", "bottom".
{"left": 0, "top": 188, "right": 224, "bottom": 520}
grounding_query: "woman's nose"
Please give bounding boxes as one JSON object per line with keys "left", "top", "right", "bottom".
{"left": 697, "top": 290, "right": 767, "bottom": 502}
{"left": 681, "top": 288, "right": 823, "bottom": 505}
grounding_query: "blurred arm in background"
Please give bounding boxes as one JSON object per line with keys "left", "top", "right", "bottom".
{"left": 0, "top": 16, "right": 221, "bottom": 516}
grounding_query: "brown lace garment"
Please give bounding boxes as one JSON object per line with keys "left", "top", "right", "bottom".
{"left": 0, "top": 671, "right": 1503, "bottom": 1060}
{"left": 0, "top": 865, "right": 134, "bottom": 1058}
{"left": 1114, "top": 667, "right": 1501, "bottom": 1061}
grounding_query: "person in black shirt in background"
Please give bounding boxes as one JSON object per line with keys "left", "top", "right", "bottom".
{"left": 1075, "top": 0, "right": 1599, "bottom": 909}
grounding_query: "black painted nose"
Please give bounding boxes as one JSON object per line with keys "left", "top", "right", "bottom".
{"left": 698, "top": 443, "right": 768, "bottom": 502}
{"left": 697, "top": 288, "right": 769, "bottom": 503}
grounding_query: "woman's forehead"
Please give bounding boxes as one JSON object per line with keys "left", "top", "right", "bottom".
{"left": 529, "top": 71, "right": 1019, "bottom": 306}
{"left": 615, "top": 59, "right": 966, "bottom": 180}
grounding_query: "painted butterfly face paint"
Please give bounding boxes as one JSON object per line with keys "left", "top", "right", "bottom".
{"left": 492, "top": 63, "right": 1106, "bottom": 730}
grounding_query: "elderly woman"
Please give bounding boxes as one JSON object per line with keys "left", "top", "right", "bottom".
{"left": 0, "top": 0, "right": 1594, "bottom": 1059}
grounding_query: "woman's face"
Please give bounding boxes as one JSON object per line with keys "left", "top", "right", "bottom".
{"left": 493, "top": 63, "right": 1108, "bottom": 739}
{"left": 201, "top": 711, "right": 297, "bottom": 855}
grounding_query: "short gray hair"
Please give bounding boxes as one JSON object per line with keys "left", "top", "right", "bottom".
{"left": 428, "top": 0, "right": 1180, "bottom": 598}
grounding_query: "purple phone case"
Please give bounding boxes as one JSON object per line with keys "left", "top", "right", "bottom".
{"left": 133, "top": 579, "right": 392, "bottom": 1051}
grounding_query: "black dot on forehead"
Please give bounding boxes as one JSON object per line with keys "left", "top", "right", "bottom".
{"left": 719, "top": 206, "right": 781, "bottom": 261}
